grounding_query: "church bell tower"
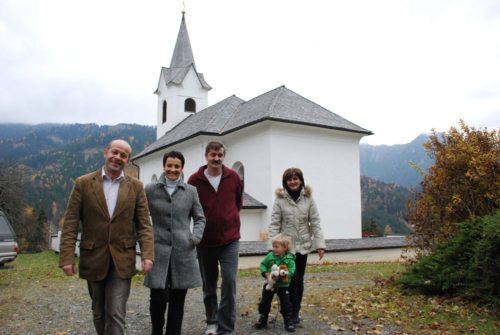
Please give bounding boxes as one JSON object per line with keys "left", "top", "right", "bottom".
{"left": 154, "top": 12, "right": 211, "bottom": 139}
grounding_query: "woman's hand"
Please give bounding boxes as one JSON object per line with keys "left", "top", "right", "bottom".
{"left": 317, "top": 248, "right": 325, "bottom": 260}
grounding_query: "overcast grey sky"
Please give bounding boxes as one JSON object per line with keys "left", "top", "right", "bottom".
{"left": 0, "top": 0, "right": 498, "bottom": 145}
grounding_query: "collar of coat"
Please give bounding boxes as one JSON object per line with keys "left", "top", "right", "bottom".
{"left": 156, "top": 173, "right": 187, "bottom": 190}
{"left": 275, "top": 185, "right": 312, "bottom": 198}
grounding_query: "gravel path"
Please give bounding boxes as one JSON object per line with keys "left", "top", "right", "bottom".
{"left": 0, "top": 270, "right": 400, "bottom": 335}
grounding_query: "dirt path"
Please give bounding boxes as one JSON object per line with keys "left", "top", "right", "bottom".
{"left": 0, "top": 270, "right": 399, "bottom": 335}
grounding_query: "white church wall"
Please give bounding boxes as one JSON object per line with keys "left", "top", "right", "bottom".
{"left": 137, "top": 151, "right": 164, "bottom": 184}
{"left": 221, "top": 124, "right": 275, "bottom": 238}
{"left": 240, "top": 210, "right": 266, "bottom": 242}
{"left": 268, "top": 123, "right": 364, "bottom": 239}
{"left": 136, "top": 121, "right": 365, "bottom": 241}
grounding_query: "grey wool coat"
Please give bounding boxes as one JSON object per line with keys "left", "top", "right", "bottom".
{"left": 144, "top": 174, "right": 206, "bottom": 290}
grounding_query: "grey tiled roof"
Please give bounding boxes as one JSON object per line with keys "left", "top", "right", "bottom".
{"left": 156, "top": 66, "right": 212, "bottom": 91}
{"left": 242, "top": 192, "right": 267, "bottom": 209}
{"left": 135, "top": 95, "right": 244, "bottom": 158}
{"left": 223, "top": 85, "right": 371, "bottom": 133}
{"left": 154, "top": 13, "right": 211, "bottom": 92}
{"left": 170, "top": 13, "right": 195, "bottom": 68}
{"left": 134, "top": 86, "right": 372, "bottom": 160}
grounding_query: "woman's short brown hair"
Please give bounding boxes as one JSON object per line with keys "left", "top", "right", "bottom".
{"left": 282, "top": 167, "right": 305, "bottom": 189}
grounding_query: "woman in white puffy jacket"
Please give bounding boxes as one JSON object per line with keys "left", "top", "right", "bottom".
{"left": 268, "top": 167, "right": 326, "bottom": 325}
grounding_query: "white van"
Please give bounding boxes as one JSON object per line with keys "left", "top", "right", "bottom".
{"left": 0, "top": 210, "right": 18, "bottom": 266}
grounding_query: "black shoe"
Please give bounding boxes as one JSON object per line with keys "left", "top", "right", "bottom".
{"left": 255, "top": 314, "right": 268, "bottom": 329}
{"left": 284, "top": 317, "right": 296, "bottom": 333}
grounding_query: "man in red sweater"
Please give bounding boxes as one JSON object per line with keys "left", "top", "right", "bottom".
{"left": 188, "top": 141, "right": 243, "bottom": 335}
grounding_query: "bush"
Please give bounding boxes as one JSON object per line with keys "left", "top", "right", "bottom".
{"left": 399, "top": 211, "right": 500, "bottom": 307}
{"left": 407, "top": 122, "right": 499, "bottom": 257}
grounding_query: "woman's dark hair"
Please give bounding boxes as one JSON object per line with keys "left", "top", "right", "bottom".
{"left": 282, "top": 167, "right": 305, "bottom": 189}
{"left": 163, "top": 151, "right": 185, "bottom": 168}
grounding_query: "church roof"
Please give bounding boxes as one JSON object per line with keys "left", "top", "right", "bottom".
{"left": 134, "top": 85, "right": 372, "bottom": 160}
{"left": 157, "top": 66, "right": 211, "bottom": 90}
{"left": 154, "top": 13, "right": 211, "bottom": 92}
{"left": 242, "top": 192, "right": 267, "bottom": 209}
{"left": 170, "top": 13, "right": 195, "bottom": 68}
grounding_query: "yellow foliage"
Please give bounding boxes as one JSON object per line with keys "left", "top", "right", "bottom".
{"left": 407, "top": 119, "right": 499, "bottom": 257}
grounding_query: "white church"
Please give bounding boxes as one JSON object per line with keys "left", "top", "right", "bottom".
{"left": 132, "top": 13, "right": 372, "bottom": 242}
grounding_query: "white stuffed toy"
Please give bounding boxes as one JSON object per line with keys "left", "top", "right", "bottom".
{"left": 265, "top": 264, "right": 280, "bottom": 291}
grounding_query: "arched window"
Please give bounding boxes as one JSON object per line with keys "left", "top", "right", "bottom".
{"left": 151, "top": 174, "right": 158, "bottom": 183}
{"left": 185, "top": 98, "right": 196, "bottom": 112}
{"left": 232, "top": 161, "right": 244, "bottom": 182}
{"left": 162, "top": 101, "right": 167, "bottom": 123}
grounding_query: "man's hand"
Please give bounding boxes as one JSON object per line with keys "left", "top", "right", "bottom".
{"left": 62, "top": 264, "right": 77, "bottom": 276}
{"left": 142, "top": 259, "right": 153, "bottom": 274}
{"left": 317, "top": 248, "right": 325, "bottom": 260}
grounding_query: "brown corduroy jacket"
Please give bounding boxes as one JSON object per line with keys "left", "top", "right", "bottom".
{"left": 59, "top": 170, "right": 154, "bottom": 281}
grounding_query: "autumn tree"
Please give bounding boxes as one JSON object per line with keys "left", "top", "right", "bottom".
{"left": 0, "top": 161, "right": 26, "bottom": 234}
{"left": 0, "top": 161, "right": 44, "bottom": 251}
{"left": 407, "top": 120, "right": 499, "bottom": 257}
{"left": 26, "top": 208, "right": 49, "bottom": 252}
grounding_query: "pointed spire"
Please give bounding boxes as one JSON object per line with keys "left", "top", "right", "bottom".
{"left": 170, "top": 12, "right": 195, "bottom": 68}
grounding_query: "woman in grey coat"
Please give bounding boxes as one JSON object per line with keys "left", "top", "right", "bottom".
{"left": 145, "top": 151, "right": 206, "bottom": 335}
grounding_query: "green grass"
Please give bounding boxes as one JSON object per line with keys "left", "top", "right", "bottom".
{"left": 0, "top": 251, "right": 72, "bottom": 288}
{"left": 307, "top": 262, "right": 405, "bottom": 278}
{"left": 305, "top": 263, "right": 499, "bottom": 335}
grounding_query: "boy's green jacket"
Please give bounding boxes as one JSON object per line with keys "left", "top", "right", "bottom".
{"left": 259, "top": 251, "right": 296, "bottom": 287}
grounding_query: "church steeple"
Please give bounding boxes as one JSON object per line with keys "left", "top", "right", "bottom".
{"left": 154, "top": 12, "right": 211, "bottom": 139}
{"left": 170, "top": 12, "right": 195, "bottom": 68}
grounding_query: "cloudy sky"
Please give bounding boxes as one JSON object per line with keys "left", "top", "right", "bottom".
{"left": 1, "top": 0, "right": 498, "bottom": 145}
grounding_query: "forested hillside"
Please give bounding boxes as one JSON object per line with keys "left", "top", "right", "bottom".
{"left": 0, "top": 123, "right": 156, "bottom": 240}
{"left": 361, "top": 176, "right": 412, "bottom": 236}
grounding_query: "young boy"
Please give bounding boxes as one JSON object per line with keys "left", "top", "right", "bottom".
{"left": 255, "top": 233, "right": 296, "bottom": 332}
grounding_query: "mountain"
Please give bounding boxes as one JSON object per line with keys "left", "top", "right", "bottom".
{"left": 0, "top": 123, "right": 154, "bottom": 163}
{"left": 0, "top": 123, "right": 156, "bottom": 230}
{"left": 360, "top": 133, "right": 434, "bottom": 188}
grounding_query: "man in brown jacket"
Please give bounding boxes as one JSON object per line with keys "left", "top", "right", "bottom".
{"left": 59, "top": 139, "right": 154, "bottom": 335}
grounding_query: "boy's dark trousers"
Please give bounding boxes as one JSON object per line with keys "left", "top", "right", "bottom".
{"left": 258, "top": 284, "right": 293, "bottom": 317}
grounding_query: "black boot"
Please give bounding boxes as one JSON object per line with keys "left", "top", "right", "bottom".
{"left": 292, "top": 311, "right": 300, "bottom": 325}
{"left": 284, "top": 316, "right": 296, "bottom": 332}
{"left": 254, "top": 314, "right": 268, "bottom": 329}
